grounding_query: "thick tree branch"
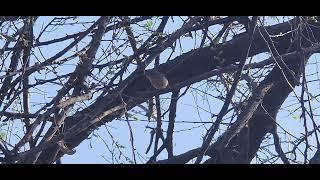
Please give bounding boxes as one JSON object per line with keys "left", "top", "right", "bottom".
{"left": 35, "top": 18, "right": 320, "bottom": 163}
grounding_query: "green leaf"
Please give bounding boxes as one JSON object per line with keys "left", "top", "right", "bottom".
{"left": 133, "top": 116, "right": 140, "bottom": 121}
{"left": 292, "top": 115, "right": 299, "bottom": 121}
{"left": 118, "top": 145, "right": 125, "bottom": 149}
{"left": 269, "top": 16, "right": 277, "bottom": 20}
{"left": 158, "top": 32, "right": 166, "bottom": 37}
{"left": 145, "top": 20, "right": 153, "bottom": 30}
{"left": 226, "top": 78, "right": 232, "bottom": 87}
{"left": 125, "top": 112, "right": 133, "bottom": 118}
{"left": 0, "top": 132, "right": 6, "bottom": 140}
{"left": 13, "top": 105, "right": 19, "bottom": 113}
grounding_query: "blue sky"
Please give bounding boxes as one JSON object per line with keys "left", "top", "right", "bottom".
{"left": 1, "top": 16, "right": 319, "bottom": 163}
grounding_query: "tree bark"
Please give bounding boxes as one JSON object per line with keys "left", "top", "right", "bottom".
{"left": 36, "top": 18, "right": 320, "bottom": 163}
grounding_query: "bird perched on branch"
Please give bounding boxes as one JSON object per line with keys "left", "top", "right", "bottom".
{"left": 57, "top": 140, "right": 76, "bottom": 155}
{"left": 145, "top": 69, "right": 169, "bottom": 89}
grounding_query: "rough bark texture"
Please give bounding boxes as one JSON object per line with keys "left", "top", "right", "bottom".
{"left": 34, "top": 18, "right": 320, "bottom": 163}
{"left": 2, "top": 17, "right": 319, "bottom": 164}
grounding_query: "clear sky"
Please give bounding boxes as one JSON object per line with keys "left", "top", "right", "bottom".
{"left": 1, "top": 16, "right": 319, "bottom": 164}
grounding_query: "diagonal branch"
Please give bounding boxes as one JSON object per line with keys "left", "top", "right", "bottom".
{"left": 36, "top": 17, "right": 320, "bottom": 163}
{"left": 194, "top": 16, "right": 259, "bottom": 164}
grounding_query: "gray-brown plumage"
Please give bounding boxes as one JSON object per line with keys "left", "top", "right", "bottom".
{"left": 57, "top": 140, "right": 76, "bottom": 155}
{"left": 145, "top": 69, "right": 169, "bottom": 89}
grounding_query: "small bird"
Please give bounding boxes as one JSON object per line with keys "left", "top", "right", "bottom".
{"left": 57, "top": 140, "right": 76, "bottom": 155}
{"left": 145, "top": 69, "right": 169, "bottom": 89}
